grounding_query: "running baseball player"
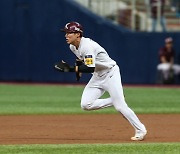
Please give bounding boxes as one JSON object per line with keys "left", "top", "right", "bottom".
{"left": 55, "top": 22, "right": 147, "bottom": 141}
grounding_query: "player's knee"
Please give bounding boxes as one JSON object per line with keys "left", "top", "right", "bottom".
{"left": 81, "top": 101, "right": 92, "bottom": 111}
{"left": 81, "top": 104, "right": 90, "bottom": 110}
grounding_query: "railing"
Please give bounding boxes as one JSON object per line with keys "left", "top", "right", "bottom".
{"left": 75, "top": 0, "right": 180, "bottom": 32}
{"left": 75, "top": 0, "right": 136, "bottom": 30}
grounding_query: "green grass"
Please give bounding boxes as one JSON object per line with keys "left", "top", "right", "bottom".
{"left": 0, "top": 143, "right": 179, "bottom": 154}
{"left": 0, "top": 84, "right": 180, "bottom": 114}
{"left": 0, "top": 84, "right": 180, "bottom": 153}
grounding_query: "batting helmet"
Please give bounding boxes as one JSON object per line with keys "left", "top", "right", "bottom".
{"left": 61, "top": 22, "right": 83, "bottom": 34}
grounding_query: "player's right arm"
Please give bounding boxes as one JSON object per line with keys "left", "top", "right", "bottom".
{"left": 73, "top": 44, "right": 95, "bottom": 73}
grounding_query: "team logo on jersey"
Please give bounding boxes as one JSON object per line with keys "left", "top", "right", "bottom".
{"left": 85, "top": 55, "right": 93, "bottom": 65}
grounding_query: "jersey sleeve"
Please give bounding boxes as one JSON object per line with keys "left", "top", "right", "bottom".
{"left": 82, "top": 47, "right": 95, "bottom": 67}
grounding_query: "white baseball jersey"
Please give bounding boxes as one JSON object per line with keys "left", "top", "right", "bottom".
{"left": 69, "top": 37, "right": 146, "bottom": 137}
{"left": 70, "top": 37, "right": 116, "bottom": 76}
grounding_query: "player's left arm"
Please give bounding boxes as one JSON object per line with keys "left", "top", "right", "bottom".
{"left": 54, "top": 48, "right": 95, "bottom": 81}
{"left": 54, "top": 60, "right": 95, "bottom": 73}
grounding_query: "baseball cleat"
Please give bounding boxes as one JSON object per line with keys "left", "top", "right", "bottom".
{"left": 131, "top": 130, "right": 147, "bottom": 141}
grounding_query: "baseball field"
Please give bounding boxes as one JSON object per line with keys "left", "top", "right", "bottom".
{"left": 0, "top": 83, "right": 180, "bottom": 154}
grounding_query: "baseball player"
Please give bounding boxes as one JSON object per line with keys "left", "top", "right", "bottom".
{"left": 157, "top": 37, "right": 180, "bottom": 83}
{"left": 55, "top": 22, "right": 147, "bottom": 141}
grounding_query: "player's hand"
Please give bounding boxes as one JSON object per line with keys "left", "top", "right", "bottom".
{"left": 75, "top": 59, "right": 83, "bottom": 81}
{"left": 54, "top": 60, "right": 71, "bottom": 72}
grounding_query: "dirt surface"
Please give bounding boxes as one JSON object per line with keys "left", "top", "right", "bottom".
{"left": 0, "top": 114, "right": 179, "bottom": 144}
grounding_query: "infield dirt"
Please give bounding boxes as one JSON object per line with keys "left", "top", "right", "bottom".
{"left": 0, "top": 114, "right": 179, "bottom": 144}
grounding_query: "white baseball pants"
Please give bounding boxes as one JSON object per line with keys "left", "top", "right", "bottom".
{"left": 157, "top": 63, "right": 180, "bottom": 74}
{"left": 81, "top": 65, "right": 146, "bottom": 132}
{"left": 157, "top": 63, "right": 180, "bottom": 80}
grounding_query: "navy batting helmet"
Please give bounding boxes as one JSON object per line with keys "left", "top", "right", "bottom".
{"left": 61, "top": 22, "right": 83, "bottom": 34}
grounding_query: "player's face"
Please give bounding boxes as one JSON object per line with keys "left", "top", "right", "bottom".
{"left": 65, "top": 32, "right": 79, "bottom": 44}
{"left": 165, "top": 42, "right": 173, "bottom": 49}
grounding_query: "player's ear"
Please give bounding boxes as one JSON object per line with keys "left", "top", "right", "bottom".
{"left": 76, "top": 32, "right": 81, "bottom": 38}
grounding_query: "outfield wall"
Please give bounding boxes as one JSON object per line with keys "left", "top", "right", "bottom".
{"left": 0, "top": 0, "right": 180, "bottom": 84}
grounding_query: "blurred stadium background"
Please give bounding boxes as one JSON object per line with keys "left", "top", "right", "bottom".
{"left": 0, "top": 0, "right": 180, "bottom": 84}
